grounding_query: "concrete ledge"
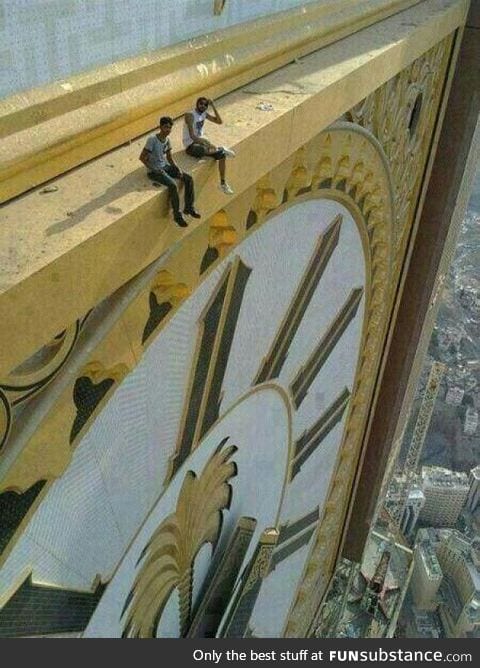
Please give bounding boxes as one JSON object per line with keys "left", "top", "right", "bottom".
{"left": 0, "top": 0, "right": 425, "bottom": 203}
{"left": 0, "top": 0, "right": 468, "bottom": 377}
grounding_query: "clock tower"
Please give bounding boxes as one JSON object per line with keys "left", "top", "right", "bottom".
{"left": 0, "top": 0, "right": 478, "bottom": 638}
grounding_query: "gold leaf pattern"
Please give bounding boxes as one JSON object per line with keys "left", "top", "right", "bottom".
{"left": 121, "top": 439, "right": 237, "bottom": 638}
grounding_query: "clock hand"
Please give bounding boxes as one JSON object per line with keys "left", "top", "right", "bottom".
{"left": 168, "top": 258, "right": 251, "bottom": 481}
{"left": 254, "top": 214, "right": 342, "bottom": 384}
{"left": 186, "top": 516, "right": 257, "bottom": 638}
{"left": 290, "top": 287, "right": 363, "bottom": 408}
{"left": 218, "top": 527, "right": 279, "bottom": 638}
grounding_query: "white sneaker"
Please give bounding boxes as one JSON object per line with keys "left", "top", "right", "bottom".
{"left": 219, "top": 182, "right": 234, "bottom": 195}
{"left": 220, "top": 146, "right": 236, "bottom": 158}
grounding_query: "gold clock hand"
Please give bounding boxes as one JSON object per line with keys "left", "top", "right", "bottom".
{"left": 187, "top": 516, "right": 257, "bottom": 638}
{"left": 168, "top": 258, "right": 251, "bottom": 481}
{"left": 219, "top": 527, "right": 279, "bottom": 638}
{"left": 254, "top": 214, "right": 342, "bottom": 384}
{"left": 290, "top": 287, "right": 363, "bottom": 408}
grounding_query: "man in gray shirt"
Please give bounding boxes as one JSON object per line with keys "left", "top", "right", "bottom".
{"left": 140, "top": 116, "right": 200, "bottom": 227}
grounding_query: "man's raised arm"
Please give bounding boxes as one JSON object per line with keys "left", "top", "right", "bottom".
{"left": 206, "top": 99, "right": 223, "bottom": 124}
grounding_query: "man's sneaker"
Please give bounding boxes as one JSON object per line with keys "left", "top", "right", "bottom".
{"left": 220, "top": 146, "right": 236, "bottom": 158}
{"left": 174, "top": 213, "right": 188, "bottom": 227}
{"left": 219, "top": 182, "right": 234, "bottom": 195}
{"left": 184, "top": 208, "right": 201, "bottom": 219}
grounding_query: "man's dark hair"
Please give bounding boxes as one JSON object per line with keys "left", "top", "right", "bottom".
{"left": 196, "top": 97, "right": 209, "bottom": 107}
{"left": 159, "top": 116, "right": 173, "bottom": 127}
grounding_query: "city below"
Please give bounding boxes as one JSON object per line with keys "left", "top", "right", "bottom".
{"left": 315, "top": 169, "right": 480, "bottom": 639}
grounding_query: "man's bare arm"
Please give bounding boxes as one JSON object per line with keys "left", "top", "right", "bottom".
{"left": 206, "top": 99, "right": 222, "bottom": 124}
{"left": 139, "top": 147, "right": 151, "bottom": 167}
{"left": 166, "top": 149, "right": 179, "bottom": 172}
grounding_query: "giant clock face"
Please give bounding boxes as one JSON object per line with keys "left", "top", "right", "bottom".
{"left": 0, "top": 196, "right": 367, "bottom": 638}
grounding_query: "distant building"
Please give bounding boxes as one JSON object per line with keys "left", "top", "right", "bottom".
{"left": 464, "top": 407, "right": 478, "bottom": 436}
{"left": 419, "top": 467, "right": 469, "bottom": 527}
{"left": 445, "top": 386, "right": 464, "bottom": 406}
{"left": 314, "top": 530, "right": 413, "bottom": 639}
{"left": 466, "top": 466, "right": 480, "bottom": 514}
{"left": 401, "top": 486, "right": 425, "bottom": 538}
{"left": 409, "top": 530, "right": 480, "bottom": 637}
{"left": 411, "top": 529, "right": 443, "bottom": 611}
{"left": 409, "top": 610, "right": 442, "bottom": 638}
{"left": 436, "top": 531, "right": 480, "bottom": 637}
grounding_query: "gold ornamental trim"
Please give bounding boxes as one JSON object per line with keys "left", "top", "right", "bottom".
{"left": 347, "top": 36, "right": 454, "bottom": 271}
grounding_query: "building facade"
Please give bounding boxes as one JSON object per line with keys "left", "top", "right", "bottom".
{"left": 436, "top": 531, "right": 480, "bottom": 637}
{"left": 466, "top": 466, "right": 480, "bottom": 513}
{"left": 402, "top": 486, "right": 426, "bottom": 538}
{"left": 409, "top": 529, "right": 480, "bottom": 637}
{"left": 419, "top": 467, "right": 470, "bottom": 527}
{"left": 0, "top": 0, "right": 479, "bottom": 638}
{"left": 410, "top": 529, "right": 443, "bottom": 610}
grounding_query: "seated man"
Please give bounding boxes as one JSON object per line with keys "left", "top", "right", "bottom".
{"left": 140, "top": 116, "right": 200, "bottom": 227}
{"left": 183, "top": 97, "right": 235, "bottom": 195}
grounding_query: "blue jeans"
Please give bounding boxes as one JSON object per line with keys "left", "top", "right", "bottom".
{"left": 148, "top": 164, "right": 195, "bottom": 214}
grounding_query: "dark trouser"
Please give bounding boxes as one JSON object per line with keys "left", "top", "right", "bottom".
{"left": 149, "top": 164, "right": 194, "bottom": 214}
{"left": 186, "top": 143, "right": 225, "bottom": 160}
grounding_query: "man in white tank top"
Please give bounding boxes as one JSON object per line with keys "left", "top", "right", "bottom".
{"left": 183, "top": 97, "right": 236, "bottom": 194}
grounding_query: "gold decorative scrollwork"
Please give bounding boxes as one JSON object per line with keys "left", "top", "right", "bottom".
{"left": 284, "top": 148, "right": 311, "bottom": 200}
{"left": 121, "top": 439, "right": 237, "bottom": 638}
{"left": 347, "top": 37, "right": 453, "bottom": 268}
{"left": 0, "top": 320, "right": 82, "bottom": 452}
{"left": 142, "top": 270, "right": 191, "bottom": 344}
{"left": 151, "top": 271, "right": 190, "bottom": 308}
{"left": 70, "top": 360, "right": 129, "bottom": 443}
{"left": 247, "top": 175, "right": 281, "bottom": 230}
{"left": 200, "top": 211, "right": 238, "bottom": 275}
{"left": 208, "top": 210, "right": 238, "bottom": 258}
